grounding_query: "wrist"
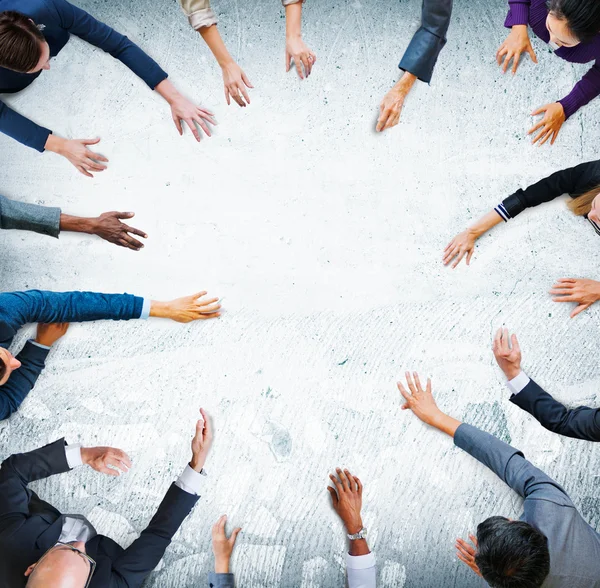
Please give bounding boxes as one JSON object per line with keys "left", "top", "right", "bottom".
{"left": 344, "top": 520, "right": 363, "bottom": 535}
{"left": 59, "top": 214, "right": 97, "bottom": 234}
{"left": 512, "top": 24, "right": 528, "bottom": 35}
{"left": 44, "top": 134, "right": 65, "bottom": 155}
{"left": 149, "top": 300, "right": 169, "bottom": 319}
{"left": 189, "top": 458, "right": 205, "bottom": 473}
{"left": 467, "top": 225, "right": 483, "bottom": 239}
{"left": 215, "top": 558, "right": 230, "bottom": 574}
{"left": 504, "top": 367, "right": 522, "bottom": 381}
{"left": 80, "top": 447, "right": 91, "bottom": 466}
{"left": 155, "top": 79, "right": 179, "bottom": 105}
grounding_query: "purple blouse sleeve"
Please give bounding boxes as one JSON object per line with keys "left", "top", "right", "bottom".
{"left": 559, "top": 62, "right": 600, "bottom": 119}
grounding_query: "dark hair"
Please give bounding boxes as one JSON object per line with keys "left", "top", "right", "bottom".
{"left": 547, "top": 0, "right": 600, "bottom": 43}
{"left": 0, "top": 357, "right": 5, "bottom": 381}
{"left": 475, "top": 517, "right": 550, "bottom": 588}
{"left": 0, "top": 11, "right": 44, "bottom": 73}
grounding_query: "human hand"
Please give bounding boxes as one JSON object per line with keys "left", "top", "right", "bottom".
{"left": 550, "top": 277, "right": 600, "bottom": 318}
{"left": 397, "top": 372, "right": 442, "bottom": 426}
{"left": 492, "top": 328, "right": 522, "bottom": 380}
{"left": 376, "top": 73, "right": 416, "bottom": 132}
{"left": 496, "top": 25, "right": 537, "bottom": 74}
{"left": 222, "top": 61, "right": 253, "bottom": 107}
{"left": 444, "top": 230, "right": 477, "bottom": 268}
{"left": 190, "top": 408, "right": 213, "bottom": 472}
{"left": 153, "top": 292, "right": 221, "bottom": 322}
{"left": 212, "top": 515, "right": 241, "bottom": 574}
{"left": 285, "top": 36, "right": 316, "bottom": 79}
{"left": 327, "top": 468, "right": 364, "bottom": 534}
{"left": 81, "top": 446, "right": 132, "bottom": 477}
{"left": 46, "top": 136, "right": 109, "bottom": 178}
{"left": 528, "top": 103, "right": 565, "bottom": 146}
{"left": 92, "top": 212, "right": 147, "bottom": 251}
{"left": 455, "top": 535, "right": 482, "bottom": 577}
{"left": 170, "top": 95, "right": 217, "bottom": 142}
{"left": 35, "top": 323, "right": 69, "bottom": 347}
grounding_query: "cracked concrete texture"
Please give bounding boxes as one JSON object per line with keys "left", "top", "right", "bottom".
{"left": 1, "top": 0, "right": 599, "bottom": 586}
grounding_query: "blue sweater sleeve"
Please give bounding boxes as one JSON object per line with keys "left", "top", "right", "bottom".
{"left": 47, "top": 0, "right": 168, "bottom": 89}
{"left": 209, "top": 572, "right": 236, "bottom": 587}
{"left": 0, "top": 100, "right": 52, "bottom": 153}
{"left": 0, "top": 290, "right": 144, "bottom": 348}
{"left": 0, "top": 340, "right": 49, "bottom": 421}
{"left": 454, "top": 423, "right": 573, "bottom": 506}
{"left": 398, "top": 0, "right": 453, "bottom": 83}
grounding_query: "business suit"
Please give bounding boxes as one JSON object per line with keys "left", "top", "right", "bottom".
{"left": 0, "top": 290, "right": 147, "bottom": 420}
{"left": 399, "top": 0, "right": 453, "bottom": 84}
{"left": 0, "top": 438, "right": 201, "bottom": 588}
{"left": 0, "top": 194, "right": 60, "bottom": 237}
{"left": 455, "top": 423, "right": 600, "bottom": 587}
{"left": 508, "top": 373, "right": 600, "bottom": 442}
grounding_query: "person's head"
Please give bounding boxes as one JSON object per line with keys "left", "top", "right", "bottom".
{"left": 475, "top": 517, "right": 550, "bottom": 588}
{"left": 0, "top": 347, "right": 21, "bottom": 386}
{"left": 25, "top": 542, "right": 95, "bottom": 588}
{"left": 567, "top": 184, "right": 600, "bottom": 224}
{"left": 0, "top": 11, "right": 50, "bottom": 73}
{"left": 546, "top": 0, "right": 600, "bottom": 47}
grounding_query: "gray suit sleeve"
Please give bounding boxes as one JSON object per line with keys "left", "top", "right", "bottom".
{"left": 0, "top": 194, "right": 61, "bottom": 238}
{"left": 454, "top": 423, "right": 573, "bottom": 506}
{"left": 398, "top": 0, "right": 453, "bottom": 83}
{"left": 208, "top": 572, "right": 235, "bottom": 587}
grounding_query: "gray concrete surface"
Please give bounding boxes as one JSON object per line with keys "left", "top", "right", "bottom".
{"left": 1, "top": 0, "right": 599, "bottom": 586}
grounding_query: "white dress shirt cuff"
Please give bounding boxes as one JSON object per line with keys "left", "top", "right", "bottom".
{"left": 29, "top": 339, "right": 51, "bottom": 350}
{"left": 140, "top": 298, "right": 151, "bottom": 320}
{"left": 507, "top": 371, "right": 530, "bottom": 396}
{"left": 175, "top": 464, "right": 207, "bottom": 495}
{"left": 346, "top": 552, "right": 376, "bottom": 569}
{"left": 65, "top": 443, "right": 84, "bottom": 469}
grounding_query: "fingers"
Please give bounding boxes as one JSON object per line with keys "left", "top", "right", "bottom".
{"left": 285, "top": 50, "right": 291, "bottom": 73}
{"left": 571, "top": 303, "right": 591, "bottom": 318}
{"left": 397, "top": 381, "right": 411, "bottom": 403}
{"left": 225, "top": 86, "right": 231, "bottom": 106}
{"left": 239, "top": 84, "right": 251, "bottom": 105}
{"left": 185, "top": 118, "right": 201, "bottom": 142}
{"left": 122, "top": 223, "right": 148, "bottom": 239}
{"left": 200, "top": 408, "right": 212, "bottom": 438}
{"left": 528, "top": 46, "right": 538, "bottom": 63}
{"left": 294, "top": 56, "right": 304, "bottom": 80}
{"left": 82, "top": 137, "right": 101, "bottom": 146}
{"left": 466, "top": 248, "right": 474, "bottom": 265}
{"left": 496, "top": 44, "right": 507, "bottom": 65}
{"left": 76, "top": 165, "right": 93, "bottom": 178}
{"left": 527, "top": 120, "right": 545, "bottom": 136}
{"left": 327, "top": 485, "right": 339, "bottom": 506}
{"left": 451, "top": 249, "right": 467, "bottom": 269}
{"left": 230, "top": 527, "right": 242, "bottom": 545}
{"left": 173, "top": 116, "right": 183, "bottom": 136}
{"left": 511, "top": 51, "right": 520, "bottom": 75}
{"left": 405, "top": 371, "right": 417, "bottom": 396}
{"left": 106, "top": 456, "right": 130, "bottom": 474}
{"left": 241, "top": 71, "right": 254, "bottom": 88}
{"left": 413, "top": 372, "right": 424, "bottom": 394}
{"left": 531, "top": 105, "right": 546, "bottom": 116}
{"left": 502, "top": 50, "right": 513, "bottom": 74}
{"left": 337, "top": 468, "right": 350, "bottom": 490}
{"left": 510, "top": 333, "right": 520, "bottom": 355}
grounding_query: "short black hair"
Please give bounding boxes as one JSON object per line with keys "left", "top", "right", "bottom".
{"left": 475, "top": 516, "right": 550, "bottom": 588}
{"left": 0, "top": 356, "right": 5, "bottom": 381}
{"left": 547, "top": 0, "right": 600, "bottom": 43}
{"left": 0, "top": 11, "right": 44, "bottom": 73}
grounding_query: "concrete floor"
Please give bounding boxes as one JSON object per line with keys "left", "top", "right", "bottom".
{"left": 1, "top": 0, "right": 600, "bottom": 586}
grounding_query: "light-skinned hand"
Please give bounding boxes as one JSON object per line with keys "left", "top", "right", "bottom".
{"left": 81, "top": 446, "right": 132, "bottom": 477}
{"left": 222, "top": 62, "right": 253, "bottom": 106}
{"left": 444, "top": 230, "right": 477, "bottom": 268}
{"left": 528, "top": 103, "right": 565, "bottom": 146}
{"left": 190, "top": 408, "right": 213, "bottom": 472}
{"left": 550, "top": 277, "right": 600, "bottom": 317}
{"left": 285, "top": 36, "right": 316, "bottom": 79}
{"left": 455, "top": 534, "right": 482, "bottom": 577}
{"left": 35, "top": 323, "right": 69, "bottom": 347}
{"left": 212, "top": 515, "right": 241, "bottom": 574}
{"left": 492, "top": 328, "right": 522, "bottom": 380}
{"left": 170, "top": 95, "right": 217, "bottom": 142}
{"left": 397, "top": 372, "right": 440, "bottom": 426}
{"left": 496, "top": 25, "right": 537, "bottom": 75}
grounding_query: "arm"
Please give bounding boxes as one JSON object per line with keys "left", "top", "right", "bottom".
{"left": 558, "top": 63, "right": 600, "bottom": 120}
{"left": 509, "top": 375, "right": 600, "bottom": 442}
{"left": 0, "top": 341, "right": 49, "bottom": 420}
{"left": 0, "top": 194, "right": 60, "bottom": 237}
{"left": 49, "top": 0, "right": 167, "bottom": 90}
{"left": 285, "top": 1, "right": 316, "bottom": 80}
{"left": 0, "top": 99, "right": 52, "bottom": 153}
{"left": 209, "top": 515, "right": 240, "bottom": 587}
{"left": 398, "top": 0, "right": 453, "bottom": 84}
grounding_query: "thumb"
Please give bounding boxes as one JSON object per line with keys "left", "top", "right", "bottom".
{"left": 285, "top": 51, "right": 291, "bottom": 72}
{"left": 83, "top": 137, "right": 101, "bottom": 145}
{"left": 531, "top": 105, "right": 546, "bottom": 116}
{"left": 241, "top": 72, "right": 254, "bottom": 88}
{"left": 230, "top": 527, "right": 242, "bottom": 545}
{"left": 116, "top": 211, "right": 135, "bottom": 219}
{"left": 571, "top": 303, "right": 590, "bottom": 318}
{"left": 327, "top": 486, "right": 338, "bottom": 506}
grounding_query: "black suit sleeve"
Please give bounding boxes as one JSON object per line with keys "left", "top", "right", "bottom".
{"left": 109, "top": 484, "right": 199, "bottom": 586}
{"left": 510, "top": 378, "right": 600, "bottom": 442}
{"left": 0, "top": 438, "right": 70, "bottom": 519}
{"left": 398, "top": 0, "right": 453, "bottom": 83}
{"left": 501, "top": 159, "right": 600, "bottom": 219}
{"left": 0, "top": 341, "right": 49, "bottom": 421}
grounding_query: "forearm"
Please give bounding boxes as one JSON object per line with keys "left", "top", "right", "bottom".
{"left": 429, "top": 411, "right": 462, "bottom": 437}
{"left": 199, "top": 25, "right": 234, "bottom": 67}
{"left": 349, "top": 539, "right": 370, "bottom": 557}
{"left": 155, "top": 79, "right": 181, "bottom": 105}
{"left": 285, "top": 2, "right": 303, "bottom": 39}
{"left": 59, "top": 214, "right": 97, "bottom": 235}
{"left": 468, "top": 210, "right": 504, "bottom": 237}
{"left": 393, "top": 72, "right": 417, "bottom": 97}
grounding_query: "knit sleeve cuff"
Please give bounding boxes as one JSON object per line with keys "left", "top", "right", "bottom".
{"left": 504, "top": 4, "right": 530, "bottom": 27}
{"left": 558, "top": 93, "right": 580, "bottom": 120}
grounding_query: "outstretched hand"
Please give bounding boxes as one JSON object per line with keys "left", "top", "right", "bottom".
{"left": 222, "top": 62, "right": 253, "bottom": 107}
{"left": 496, "top": 25, "right": 537, "bottom": 75}
{"left": 93, "top": 212, "right": 147, "bottom": 251}
{"left": 327, "top": 467, "right": 364, "bottom": 534}
{"left": 492, "top": 328, "right": 522, "bottom": 380}
{"left": 528, "top": 103, "right": 565, "bottom": 146}
{"left": 455, "top": 535, "right": 482, "bottom": 577}
{"left": 81, "top": 446, "right": 132, "bottom": 477}
{"left": 397, "top": 372, "right": 439, "bottom": 425}
{"left": 550, "top": 278, "right": 600, "bottom": 318}
{"left": 190, "top": 408, "right": 213, "bottom": 472}
{"left": 171, "top": 95, "right": 217, "bottom": 142}
{"left": 444, "top": 230, "right": 476, "bottom": 268}
{"left": 285, "top": 36, "right": 316, "bottom": 79}
{"left": 212, "top": 515, "right": 241, "bottom": 574}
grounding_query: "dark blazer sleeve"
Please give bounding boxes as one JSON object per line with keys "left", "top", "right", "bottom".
{"left": 0, "top": 290, "right": 144, "bottom": 348}
{"left": 510, "top": 378, "right": 600, "bottom": 442}
{"left": 454, "top": 423, "right": 573, "bottom": 505}
{"left": 0, "top": 100, "right": 53, "bottom": 153}
{"left": 501, "top": 159, "right": 600, "bottom": 219}
{"left": 0, "top": 341, "right": 49, "bottom": 421}
{"left": 48, "top": 0, "right": 168, "bottom": 90}
{"left": 0, "top": 438, "right": 70, "bottom": 519}
{"left": 108, "top": 484, "right": 199, "bottom": 586}
{"left": 398, "top": 0, "right": 453, "bottom": 83}
{"left": 0, "top": 194, "right": 61, "bottom": 237}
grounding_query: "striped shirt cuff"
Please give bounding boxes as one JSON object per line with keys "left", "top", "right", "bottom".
{"left": 494, "top": 203, "right": 511, "bottom": 222}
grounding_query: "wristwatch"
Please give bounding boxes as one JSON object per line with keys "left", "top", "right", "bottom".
{"left": 347, "top": 527, "right": 367, "bottom": 540}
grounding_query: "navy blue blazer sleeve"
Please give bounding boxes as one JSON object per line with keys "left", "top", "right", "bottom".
{"left": 501, "top": 159, "right": 600, "bottom": 219}
{"left": 454, "top": 423, "right": 573, "bottom": 506}
{"left": 510, "top": 379, "right": 600, "bottom": 442}
{"left": 47, "top": 0, "right": 168, "bottom": 90}
{"left": 109, "top": 484, "right": 199, "bottom": 586}
{"left": 0, "top": 341, "right": 49, "bottom": 421}
{"left": 398, "top": 0, "right": 453, "bottom": 83}
{"left": 0, "top": 290, "right": 144, "bottom": 348}
{"left": 0, "top": 100, "right": 53, "bottom": 153}
{"left": 0, "top": 438, "right": 69, "bottom": 520}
